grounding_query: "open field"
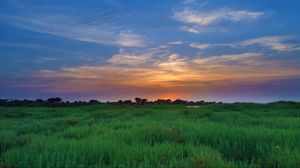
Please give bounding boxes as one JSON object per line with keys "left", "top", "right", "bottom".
{"left": 1, "top": 102, "right": 300, "bottom": 168}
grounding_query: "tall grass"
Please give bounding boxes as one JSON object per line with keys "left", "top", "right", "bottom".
{"left": 0, "top": 103, "right": 300, "bottom": 167}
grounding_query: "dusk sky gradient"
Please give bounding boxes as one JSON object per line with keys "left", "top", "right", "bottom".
{"left": 1, "top": 0, "right": 300, "bottom": 102}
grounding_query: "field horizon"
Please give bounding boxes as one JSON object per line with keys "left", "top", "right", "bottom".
{"left": 1, "top": 97, "right": 299, "bottom": 105}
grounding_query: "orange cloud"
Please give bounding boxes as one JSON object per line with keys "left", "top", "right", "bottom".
{"left": 33, "top": 51, "right": 300, "bottom": 97}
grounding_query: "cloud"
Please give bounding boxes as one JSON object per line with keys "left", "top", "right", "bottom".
{"left": 189, "top": 35, "right": 300, "bottom": 52}
{"left": 168, "top": 41, "right": 183, "bottom": 45}
{"left": 107, "top": 53, "right": 152, "bottom": 66}
{"left": 180, "top": 25, "right": 203, "bottom": 33}
{"left": 192, "top": 52, "right": 261, "bottom": 66}
{"left": 156, "top": 54, "right": 188, "bottom": 72}
{"left": 181, "top": 0, "right": 197, "bottom": 4}
{"left": 3, "top": 11, "right": 146, "bottom": 47}
{"left": 34, "top": 57, "right": 61, "bottom": 64}
{"left": 190, "top": 43, "right": 216, "bottom": 49}
{"left": 116, "top": 32, "right": 146, "bottom": 47}
{"left": 241, "top": 36, "right": 300, "bottom": 52}
{"left": 181, "top": 25, "right": 227, "bottom": 33}
{"left": 107, "top": 45, "right": 171, "bottom": 66}
{"left": 174, "top": 8, "right": 263, "bottom": 26}
{"left": 33, "top": 50, "right": 300, "bottom": 94}
{"left": 174, "top": 8, "right": 264, "bottom": 33}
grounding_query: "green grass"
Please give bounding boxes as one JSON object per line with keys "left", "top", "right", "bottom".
{"left": 0, "top": 102, "right": 300, "bottom": 168}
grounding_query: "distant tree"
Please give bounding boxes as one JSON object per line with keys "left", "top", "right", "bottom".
{"left": 47, "top": 97, "right": 62, "bottom": 104}
{"left": 173, "top": 99, "right": 187, "bottom": 105}
{"left": 117, "top": 100, "right": 123, "bottom": 105}
{"left": 89, "top": 99, "right": 99, "bottom": 104}
{"left": 35, "top": 99, "right": 45, "bottom": 104}
{"left": 187, "top": 101, "right": 196, "bottom": 105}
{"left": 78, "top": 101, "right": 87, "bottom": 105}
{"left": 135, "top": 97, "right": 142, "bottom": 104}
{"left": 123, "top": 100, "right": 133, "bottom": 105}
{"left": 155, "top": 99, "right": 172, "bottom": 104}
{"left": 0, "top": 99, "right": 8, "bottom": 106}
{"left": 196, "top": 101, "right": 205, "bottom": 105}
{"left": 141, "top": 99, "right": 148, "bottom": 105}
{"left": 9, "top": 100, "right": 20, "bottom": 106}
{"left": 21, "top": 99, "right": 34, "bottom": 106}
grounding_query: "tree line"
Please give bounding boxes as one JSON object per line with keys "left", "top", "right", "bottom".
{"left": 0, "top": 97, "right": 222, "bottom": 107}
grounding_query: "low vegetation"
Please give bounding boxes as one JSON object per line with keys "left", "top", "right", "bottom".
{"left": 0, "top": 101, "right": 300, "bottom": 167}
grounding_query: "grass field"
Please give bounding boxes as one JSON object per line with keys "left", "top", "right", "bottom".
{"left": 1, "top": 102, "right": 300, "bottom": 168}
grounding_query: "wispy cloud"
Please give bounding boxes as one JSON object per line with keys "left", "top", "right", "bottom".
{"left": 189, "top": 35, "right": 300, "bottom": 52}
{"left": 34, "top": 57, "right": 61, "bottom": 64}
{"left": 3, "top": 10, "right": 146, "bottom": 47}
{"left": 174, "top": 8, "right": 264, "bottom": 33}
{"left": 190, "top": 43, "right": 216, "bottom": 49}
{"left": 107, "top": 45, "right": 171, "bottom": 66}
{"left": 181, "top": 0, "right": 197, "bottom": 5}
{"left": 116, "top": 31, "right": 146, "bottom": 47}
{"left": 107, "top": 53, "right": 152, "bottom": 66}
{"left": 193, "top": 52, "right": 261, "bottom": 66}
{"left": 168, "top": 41, "right": 183, "bottom": 45}
{"left": 241, "top": 36, "right": 300, "bottom": 52}
{"left": 156, "top": 54, "right": 188, "bottom": 73}
{"left": 32, "top": 50, "right": 300, "bottom": 94}
{"left": 175, "top": 9, "right": 263, "bottom": 26}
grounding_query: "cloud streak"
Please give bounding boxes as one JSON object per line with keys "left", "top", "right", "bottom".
{"left": 168, "top": 41, "right": 183, "bottom": 45}
{"left": 190, "top": 43, "right": 217, "bottom": 49}
{"left": 190, "top": 35, "right": 300, "bottom": 52}
{"left": 241, "top": 36, "right": 300, "bottom": 52}
{"left": 116, "top": 31, "right": 146, "bottom": 47}
{"left": 174, "top": 8, "right": 263, "bottom": 26}
{"left": 174, "top": 8, "right": 264, "bottom": 33}
{"left": 32, "top": 50, "right": 300, "bottom": 95}
{"left": 3, "top": 10, "right": 146, "bottom": 47}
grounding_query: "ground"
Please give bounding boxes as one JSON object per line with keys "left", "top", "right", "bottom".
{"left": 1, "top": 102, "right": 300, "bottom": 168}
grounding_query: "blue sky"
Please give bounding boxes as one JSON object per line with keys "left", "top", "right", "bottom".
{"left": 1, "top": 0, "right": 300, "bottom": 102}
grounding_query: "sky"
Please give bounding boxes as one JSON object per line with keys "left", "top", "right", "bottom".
{"left": 1, "top": 0, "right": 300, "bottom": 102}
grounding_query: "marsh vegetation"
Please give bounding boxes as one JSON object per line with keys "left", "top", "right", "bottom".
{"left": 0, "top": 102, "right": 300, "bottom": 167}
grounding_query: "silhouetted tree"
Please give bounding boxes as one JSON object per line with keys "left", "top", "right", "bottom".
{"left": 117, "top": 100, "right": 123, "bottom": 105}
{"left": 173, "top": 99, "right": 187, "bottom": 104}
{"left": 141, "top": 99, "right": 148, "bottom": 105}
{"left": 196, "top": 101, "right": 205, "bottom": 105}
{"left": 123, "top": 100, "right": 133, "bottom": 105}
{"left": 0, "top": 97, "right": 223, "bottom": 107}
{"left": 155, "top": 99, "right": 172, "bottom": 104}
{"left": 89, "top": 99, "right": 99, "bottom": 104}
{"left": 76, "top": 101, "right": 87, "bottom": 105}
{"left": 135, "top": 97, "right": 142, "bottom": 104}
{"left": 47, "top": 97, "right": 62, "bottom": 104}
{"left": 0, "top": 99, "right": 8, "bottom": 106}
{"left": 35, "top": 99, "right": 45, "bottom": 104}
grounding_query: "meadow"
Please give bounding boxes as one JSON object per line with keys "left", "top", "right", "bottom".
{"left": 0, "top": 102, "right": 300, "bottom": 168}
